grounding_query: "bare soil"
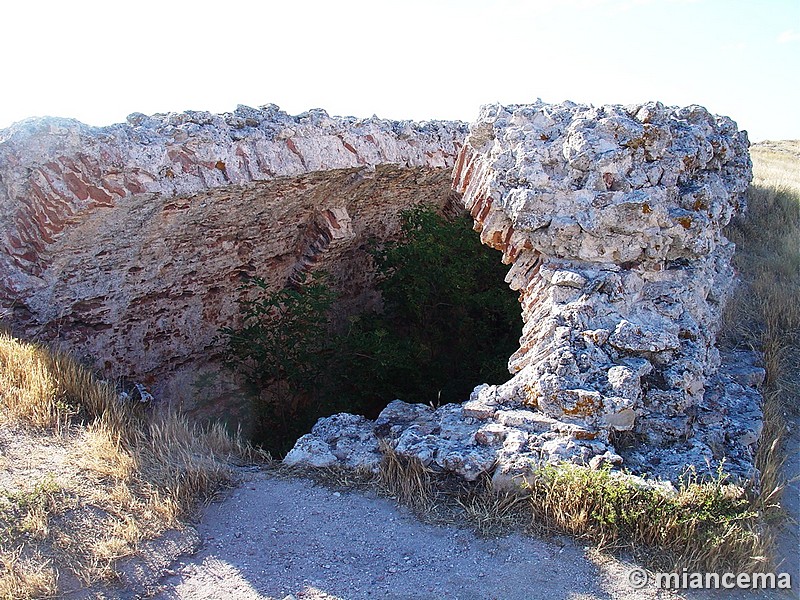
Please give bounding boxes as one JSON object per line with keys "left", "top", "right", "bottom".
{"left": 152, "top": 471, "right": 649, "bottom": 600}
{"left": 148, "top": 468, "right": 797, "bottom": 600}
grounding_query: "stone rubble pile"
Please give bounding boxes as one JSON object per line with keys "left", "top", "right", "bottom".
{"left": 287, "top": 101, "right": 763, "bottom": 485}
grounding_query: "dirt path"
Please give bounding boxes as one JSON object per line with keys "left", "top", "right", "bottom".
{"left": 775, "top": 423, "right": 800, "bottom": 588}
{"left": 147, "top": 469, "right": 800, "bottom": 600}
{"left": 108, "top": 422, "right": 796, "bottom": 600}
{"left": 151, "top": 472, "right": 645, "bottom": 600}
{"left": 147, "top": 416, "right": 800, "bottom": 600}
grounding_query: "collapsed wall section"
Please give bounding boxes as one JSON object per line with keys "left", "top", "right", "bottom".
{"left": 287, "top": 101, "right": 763, "bottom": 485}
{"left": 450, "top": 101, "right": 760, "bottom": 480}
{"left": 453, "top": 102, "right": 748, "bottom": 438}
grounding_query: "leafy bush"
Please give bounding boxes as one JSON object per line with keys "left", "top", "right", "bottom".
{"left": 220, "top": 206, "right": 521, "bottom": 454}
{"left": 337, "top": 206, "right": 520, "bottom": 409}
{"left": 219, "top": 273, "right": 339, "bottom": 452}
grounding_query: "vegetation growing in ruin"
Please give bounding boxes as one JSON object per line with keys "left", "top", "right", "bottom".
{"left": 221, "top": 206, "right": 521, "bottom": 455}
{"left": 219, "top": 273, "right": 340, "bottom": 453}
{"left": 338, "top": 207, "right": 520, "bottom": 410}
{"left": 373, "top": 445, "right": 768, "bottom": 574}
{"left": 310, "top": 144, "right": 800, "bottom": 575}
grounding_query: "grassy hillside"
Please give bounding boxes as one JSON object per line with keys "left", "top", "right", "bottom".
{"left": 0, "top": 334, "right": 259, "bottom": 598}
{"left": 750, "top": 140, "right": 800, "bottom": 193}
{"left": 726, "top": 141, "right": 800, "bottom": 421}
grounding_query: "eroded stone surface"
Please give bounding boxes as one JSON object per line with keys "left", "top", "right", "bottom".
{"left": 0, "top": 107, "right": 467, "bottom": 419}
{"left": 452, "top": 101, "right": 751, "bottom": 442}
{"left": 286, "top": 101, "right": 762, "bottom": 485}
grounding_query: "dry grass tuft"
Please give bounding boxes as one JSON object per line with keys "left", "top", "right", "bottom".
{"left": 0, "top": 332, "right": 259, "bottom": 597}
{"left": 378, "top": 442, "right": 434, "bottom": 513}
{"left": 752, "top": 392, "right": 788, "bottom": 517}
{"left": 454, "top": 475, "right": 527, "bottom": 536}
{"left": 523, "top": 465, "right": 769, "bottom": 573}
{"left": 0, "top": 336, "right": 64, "bottom": 430}
{"left": 0, "top": 333, "right": 139, "bottom": 435}
{"left": 374, "top": 449, "right": 773, "bottom": 572}
{"left": 0, "top": 549, "right": 58, "bottom": 600}
{"left": 133, "top": 413, "right": 250, "bottom": 521}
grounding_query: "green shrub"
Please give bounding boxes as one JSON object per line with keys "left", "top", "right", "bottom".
{"left": 337, "top": 206, "right": 521, "bottom": 409}
{"left": 220, "top": 206, "right": 522, "bottom": 454}
{"left": 219, "top": 273, "right": 338, "bottom": 452}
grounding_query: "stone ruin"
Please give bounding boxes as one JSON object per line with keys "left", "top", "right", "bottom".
{"left": 0, "top": 101, "right": 762, "bottom": 486}
{"left": 285, "top": 102, "right": 762, "bottom": 486}
{"left": 0, "top": 107, "right": 466, "bottom": 422}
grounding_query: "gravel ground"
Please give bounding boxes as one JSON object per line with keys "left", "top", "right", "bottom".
{"left": 773, "top": 423, "right": 800, "bottom": 592}
{"left": 151, "top": 472, "right": 682, "bottom": 600}
{"left": 149, "top": 433, "right": 799, "bottom": 600}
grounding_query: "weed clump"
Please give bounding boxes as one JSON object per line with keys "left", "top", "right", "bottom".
{"left": 523, "top": 464, "right": 766, "bottom": 572}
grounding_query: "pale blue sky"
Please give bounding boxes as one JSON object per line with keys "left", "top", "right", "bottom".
{"left": 2, "top": 0, "right": 798, "bottom": 141}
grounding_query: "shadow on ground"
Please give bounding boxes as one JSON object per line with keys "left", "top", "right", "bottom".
{"left": 151, "top": 473, "right": 618, "bottom": 600}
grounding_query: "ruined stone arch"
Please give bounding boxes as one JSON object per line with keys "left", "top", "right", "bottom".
{"left": 0, "top": 101, "right": 761, "bottom": 483}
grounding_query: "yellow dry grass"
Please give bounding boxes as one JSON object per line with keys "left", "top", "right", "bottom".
{"left": 750, "top": 140, "right": 800, "bottom": 194}
{"left": 0, "top": 332, "right": 260, "bottom": 598}
{"left": 378, "top": 442, "right": 434, "bottom": 512}
{"left": 0, "top": 549, "right": 57, "bottom": 600}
